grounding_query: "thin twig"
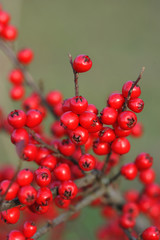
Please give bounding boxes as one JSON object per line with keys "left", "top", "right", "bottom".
{"left": 123, "top": 228, "right": 137, "bottom": 240}
{"left": 68, "top": 53, "right": 79, "bottom": 96}
{"left": 101, "top": 151, "right": 111, "bottom": 174}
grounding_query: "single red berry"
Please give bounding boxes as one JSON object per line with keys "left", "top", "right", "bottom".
{"left": 0, "top": 11, "right": 10, "bottom": 25}
{"left": 0, "top": 180, "right": 19, "bottom": 200}
{"left": 58, "top": 139, "right": 75, "bottom": 156}
{"left": 69, "top": 126, "right": 89, "bottom": 145}
{"left": 22, "top": 144, "right": 38, "bottom": 161}
{"left": 17, "top": 48, "right": 33, "bottom": 64}
{"left": 122, "top": 80, "right": 141, "bottom": 99}
{"left": 7, "top": 230, "right": 25, "bottom": 240}
{"left": 114, "top": 124, "right": 131, "bottom": 137}
{"left": 121, "top": 163, "right": 138, "bottom": 180}
{"left": 8, "top": 110, "right": 26, "bottom": 129}
{"left": 119, "top": 213, "right": 136, "bottom": 229}
{"left": 99, "top": 127, "right": 116, "bottom": 143}
{"left": 73, "top": 55, "right": 92, "bottom": 73}
{"left": 108, "top": 93, "right": 125, "bottom": 109}
{"left": 11, "top": 128, "right": 29, "bottom": 145}
{"left": 70, "top": 96, "right": 88, "bottom": 114}
{"left": 40, "top": 154, "right": 57, "bottom": 171}
{"left": 53, "top": 102, "right": 63, "bottom": 116}
{"left": 125, "top": 190, "right": 139, "bottom": 202}
{"left": 54, "top": 163, "right": 71, "bottom": 181}
{"left": 145, "top": 183, "right": 160, "bottom": 198}
{"left": 23, "top": 221, "right": 37, "bottom": 238}
{"left": 62, "top": 98, "right": 72, "bottom": 112}
{"left": 118, "top": 111, "right": 137, "bottom": 130}
{"left": 46, "top": 90, "right": 63, "bottom": 106}
{"left": 79, "top": 154, "right": 96, "bottom": 171}
{"left": 131, "top": 122, "right": 143, "bottom": 138}
{"left": 26, "top": 109, "right": 43, "bottom": 128}
{"left": 22, "top": 94, "right": 40, "bottom": 111}
{"left": 9, "top": 69, "right": 24, "bottom": 85}
{"left": 35, "top": 147, "right": 50, "bottom": 164}
{"left": 60, "top": 111, "right": 79, "bottom": 130}
{"left": 16, "top": 168, "right": 33, "bottom": 186}
{"left": 111, "top": 137, "right": 130, "bottom": 155}
{"left": 1, "top": 207, "right": 20, "bottom": 224}
{"left": 141, "top": 226, "right": 160, "bottom": 240}
{"left": 35, "top": 167, "right": 51, "bottom": 187}
{"left": 18, "top": 185, "right": 37, "bottom": 205}
{"left": 1, "top": 25, "right": 17, "bottom": 41}
{"left": 36, "top": 187, "right": 53, "bottom": 205}
{"left": 51, "top": 120, "right": 66, "bottom": 138}
{"left": 93, "top": 140, "right": 110, "bottom": 155}
{"left": 139, "top": 168, "right": 155, "bottom": 185}
{"left": 86, "top": 104, "right": 98, "bottom": 114}
{"left": 135, "top": 152, "right": 153, "bottom": 171}
{"left": 58, "top": 180, "right": 78, "bottom": 200}
{"left": 29, "top": 202, "right": 49, "bottom": 214}
{"left": 122, "top": 202, "right": 139, "bottom": 217}
{"left": 88, "top": 117, "right": 103, "bottom": 133}
{"left": 108, "top": 152, "right": 120, "bottom": 167}
{"left": 128, "top": 98, "right": 144, "bottom": 113}
{"left": 79, "top": 111, "right": 97, "bottom": 129}
{"left": 55, "top": 195, "right": 71, "bottom": 209}
{"left": 100, "top": 107, "right": 118, "bottom": 125}
{"left": 10, "top": 85, "right": 25, "bottom": 100}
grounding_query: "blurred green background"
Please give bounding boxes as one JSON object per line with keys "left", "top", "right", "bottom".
{"left": 0, "top": 0, "right": 160, "bottom": 239}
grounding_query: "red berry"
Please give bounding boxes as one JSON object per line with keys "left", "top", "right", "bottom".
{"left": 118, "top": 111, "right": 137, "bottom": 130}
{"left": 73, "top": 55, "right": 92, "bottom": 73}
{"left": 122, "top": 80, "right": 141, "bottom": 99}
{"left": 17, "top": 48, "right": 33, "bottom": 64}
{"left": 7, "top": 230, "right": 25, "bottom": 240}
{"left": 79, "top": 154, "right": 96, "bottom": 171}
{"left": 1, "top": 25, "right": 17, "bottom": 41}
{"left": 86, "top": 104, "right": 98, "bottom": 114}
{"left": 51, "top": 120, "right": 66, "bottom": 137}
{"left": 22, "top": 144, "right": 38, "bottom": 161}
{"left": 1, "top": 207, "right": 20, "bottom": 224}
{"left": 62, "top": 98, "right": 71, "bottom": 112}
{"left": 36, "top": 187, "right": 53, "bottom": 205}
{"left": 55, "top": 195, "right": 71, "bottom": 209}
{"left": 114, "top": 125, "right": 131, "bottom": 137}
{"left": 99, "top": 127, "right": 116, "bottom": 143}
{"left": 23, "top": 221, "right": 37, "bottom": 238}
{"left": 139, "top": 168, "right": 155, "bottom": 185}
{"left": 10, "top": 85, "right": 25, "bottom": 100}
{"left": 111, "top": 137, "right": 130, "bottom": 155}
{"left": 69, "top": 126, "right": 89, "bottom": 145}
{"left": 108, "top": 93, "right": 125, "bottom": 109}
{"left": 53, "top": 102, "right": 63, "bottom": 116}
{"left": 16, "top": 168, "right": 33, "bottom": 186}
{"left": 119, "top": 213, "right": 136, "bottom": 229}
{"left": 131, "top": 122, "right": 143, "bottom": 137}
{"left": 121, "top": 163, "right": 138, "bottom": 180}
{"left": 0, "top": 180, "right": 19, "bottom": 200}
{"left": 11, "top": 128, "right": 29, "bottom": 145}
{"left": 79, "top": 111, "right": 97, "bottom": 129}
{"left": 29, "top": 202, "right": 49, "bottom": 214}
{"left": 35, "top": 167, "right": 51, "bottom": 187}
{"left": 8, "top": 110, "right": 26, "bottom": 129}
{"left": 70, "top": 96, "right": 88, "bottom": 114}
{"left": 40, "top": 154, "right": 57, "bottom": 171}
{"left": 122, "top": 202, "right": 139, "bottom": 217}
{"left": 58, "top": 180, "right": 78, "bottom": 200}
{"left": 60, "top": 111, "right": 79, "bottom": 130}
{"left": 128, "top": 98, "right": 144, "bottom": 113}
{"left": 26, "top": 109, "right": 43, "bottom": 128}
{"left": 35, "top": 147, "right": 50, "bottom": 164}
{"left": 135, "top": 152, "right": 153, "bottom": 171}
{"left": 54, "top": 163, "right": 71, "bottom": 181}
{"left": 93, "top": 140, "right": 110, "bottom": 155}
{"left": 100, "top": 107, "right": 118, "bottom": 125}
{"left": 46, "top": 90, "right": 63, "bottom": 106}
{"left": 58, "top": 139, "right": 75, "bottom": 156}
{"left": 9, "top": 69, "right": 24, "bottom": 85}
{"left": 141, "top": 226, "right": 160, "bottom": 240}
{"left": 0, "top": 11, "right": 10, "bottom": 25}
{"left": 18, "top": 185, "right": 37, "bottom": 205}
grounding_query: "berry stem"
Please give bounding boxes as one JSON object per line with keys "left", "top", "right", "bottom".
{"left": 68, "top": 53, "right": 79, "bottom": 96}
{"left": 101, "top": 151, "right": 111, "bottom": 175}
{"left": 122, "top": 228, "right": 137, "bottom": 240}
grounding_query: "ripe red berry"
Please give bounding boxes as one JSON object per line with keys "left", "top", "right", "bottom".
{"left": 108, "top": 93, "right": 125, "bottom": 109}
{"left": 86, "top": 104, "right": 98, "bottom": 114}
{"left": 11, "top": 128, "right": 29, "bottom": 145}
{"left": 22, "top": 144, "right": 38, "bottom": 161}
{"left": 10, "top": 85, "right": 25, "bottom": 100}
{"left": 35, "top": 167, "right": 51, "bottom": 187}
{"left": 70, "top": 96, "right": 88, "bottom": 114}
{"left": 55, "top": 195, "right": 71, "bottom": 209}
{"left": 69, "top": 126, "right": 89, "bottom": 145}
{"left": 100, "top": 107, "right": 118, "bottom": 125}
{"left": 111, "top": 137, "right": 130, "bottom": 155}
{"left": 1, "top": 25, "right": 18, "bottom": 41}
{"left": 122, "top": 202, "right": 139, "bottom": 217}
{"left": 0, "top": 180, "right": 19, "bottom": 200}
{"left": 141, "top": 226, "right": 160, "bottom": 240}
{"left": 53, "top": 102, "right": 63, "bottom": 116}
{"left": 145, "top": 183, "right": 160, "bottom": 198}
{"left": 139, "top": 168, "right": 155, "bottom": 184}
{"left": 17, "top": 48, "right": 33, "bottom": 64}
{"left": 51, "top": 120, "right": 66, "bottom": 137}
{"left": 18, "top": 185, "right": 37, "bottom": 205}
{"left": 26, "top": 109, "right": 43, "bottom": 128}
{"left": 1, "top": 207, "right": 20, "bottom": 224}
{"left": 118, "top": 111, "right": 137, "bottom": 130}
{"left": 99, "top": 127, "right": 116, "bottom": 143}
{"left": 35, "top": 147, "right": 50, "bottom": 164}
{"left": 119, "top": 213, "right": 136, "bottom": 229}
{"left": 46, "top": 90, "right": 63, "bottom": 106}
{"left": 73, "top": 55, "right": 92, "bottom": 73}
{"left": 114, "top": 125, "right": 131, "bottom": 137}
{"left": 60, "top": 111, "right": 79, "bottom": 130}
{"left": 29, "top": 202, "right": 49, "bottom": 214}
{"left": 79, "top": 111, "right": 97, "bottom": 129}
{"left": 36, "top": 187, "right": 53, "bottom": 205}
{"left": 121, "top": 163, "right": 138, "bottom": 180}
{"left": 131, "top": 122, "right": 143, "bottom": 138}
{"left": 62, "top": 98, "right": 72, "bottom": 112}
{"left": 58, "top": 180, "right": 78, "bottom": 200}
{"left": 16, "top": 168, "right": 33, "bottom": 186}
{"left": 93, "top": 140, "right": 110, "bottom": 155}
{"left": 7, "top": 230, "right": 25, "bottom": 240}
{"left": 79, "top": 154, "right": 96, "bottom": 171}
{"left": 58, "top": 139, "right": 75, "bottom": 156}
{"left": 9, "top": 69, "right": 24, "bottom": 85}
{"left": 128, "top": 98, "right": 144, "bottom": 113}
{"left": 135, "top": 152, "right": 153, "bottom": 171}
{"left": 54, "top": 163, "right": 71, "bottom": 181}
{"left": 122, "top": 80, "right": 141, "bottom": 99}
{"left": 8, "top": 110, "right": 26, "bottom": 129}
{"left": 0, "top": 11, "right": 10, "bottom": 25}
{"left": 40, "top": 154, "right": 57, "bottom": 171}
{"left": 23, "top": 221, "right": 37, "bottom": 238}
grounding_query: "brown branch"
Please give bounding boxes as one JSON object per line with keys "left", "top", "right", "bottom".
{"left": 122, "top": 229, "right": 137, "bottom": 240}
{"left": 0, "top": 39, "right": 58, "bottom": 119}
{"left": 101, "top": 151, "right": 111, "bottom": 175}
{"left": 122, "top": 67, "right": 145, "bottom": 111}
{"left": 68, "top": 53, "right": 79, "bottom": 96}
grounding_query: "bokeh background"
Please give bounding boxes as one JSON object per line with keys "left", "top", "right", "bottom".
{"left": 0, "top": 0, "right": 160, "bottom": 239}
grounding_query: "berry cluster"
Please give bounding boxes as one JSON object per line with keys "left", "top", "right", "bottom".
{"left": 0, "top": 4, "right": 159, "bottom": 240}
